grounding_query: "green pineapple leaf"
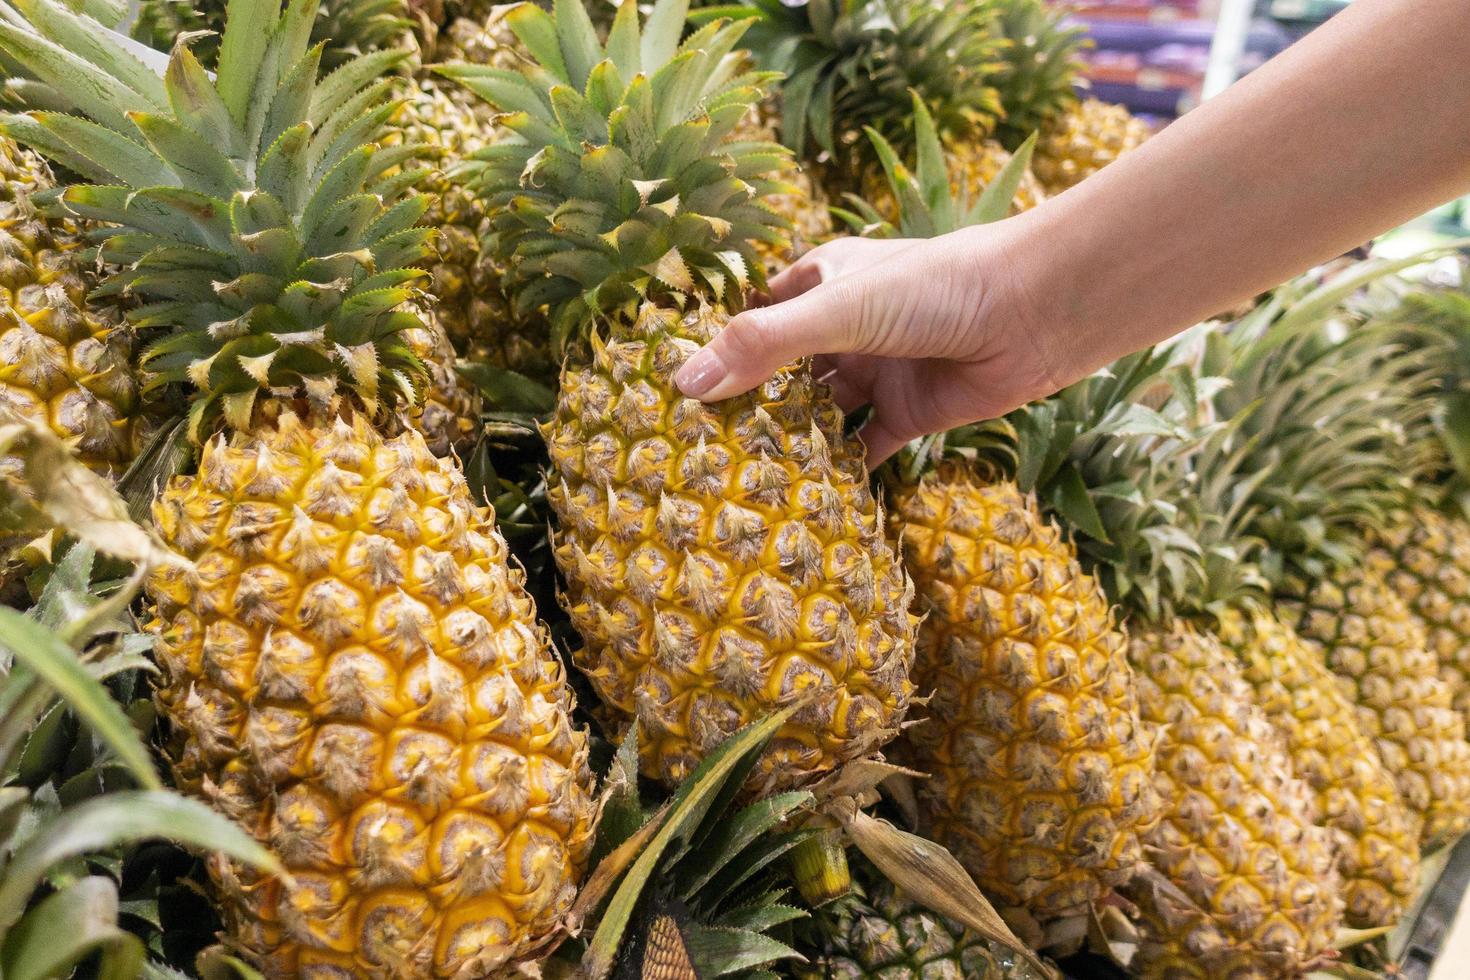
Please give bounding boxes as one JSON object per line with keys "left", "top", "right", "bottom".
{"left": 0, "top": 876, "right": 146, "bottom": 980}
{"left": 579, "top": 706, "right": 806, "bottom": 980}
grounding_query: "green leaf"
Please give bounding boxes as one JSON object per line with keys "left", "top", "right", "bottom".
{"left": 0, "top": 876, "right": 145, "bottom": 980}
{"left": 0, "top": 791, "right": 282, "bottom": 932}
{"left": 552, "top": 0, "right": 602, "bottom": 90}
{"left": 1048, "top": 464, "right": 1111, "bottom": 544}
{"left": 13, "top": 0, "right": 167, "bottom": 111}
{"left": 682, "top": 923, "right": 803, "bottom": 977}
{"left": 25, "top": 111, "right": 157, "bottom": 187}
{"left": 678, "top": 791, "right": 810, "bottom": 901}
{"left": 714, "top": 900, "right": 805, "bottom": 934}
{"left": 641, "top": 0, "right": 690, "bottom": 74}
{"left": 590, "top": 724, "right": 645, "bottom": 868}
{"left": 129, "top": 111, "right": 243, "bottom": 196}
{"left": 165, "top": 47, "right": 239, "bottom": 163}
{"left": 603, "top": 0, "right": 640, "bottom": 81}
{"left": 0, "top": 607, "right": 160, "bottom": 790}
{"left": 1438, "top": 392, "right": 1470, "bottom": 483}
{"left": 972, "top": 132, "right": 1036, "bottom": 227}
{"left": 216, "top": 0, "right": 277, "bottom": 126}
{"left": 579, "top": 707, "right": 798, "bottom": 980}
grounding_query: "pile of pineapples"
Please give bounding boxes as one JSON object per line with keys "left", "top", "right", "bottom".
{"left": 0, "top": 1, "right": 1467, "bottom": 979}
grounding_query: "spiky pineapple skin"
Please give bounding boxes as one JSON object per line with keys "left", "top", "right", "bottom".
{"left": 1125, "top": 625, "right": 1342, "bottom": 980}
{"left": 544, "top": 301, "right": 916, "bottom": 792}
{"left": 860, "top": 140, "right": 1046, "bottom": 225}
{"left": 796, "top": 876, "right": 1045, "bottom": 980}
{"left": 888, "top": 464, "right": 1159, "bottom": 922}
{"left": 1289, "top": 567, "right": 1470, "bottom": 846}
{"left": 145, "top": 409, "right": 596, "bottom": 979}
{"left": 1031, "top": 99, "right": 1148, "bottom": 195}
{"left": 403, "top": 312, "right": 481, "bottom": 457}
{"left": 1219, "top": 608, "right": 1419, "bottom": 930}
{"left": 392, "top": 83, "right": 554, "bottom": 384}
{"left": 1368, "top": 508, "right": 1470, "bottom": 717}
{"left": 0, "top": 137, "right": 140, "bottom": 476}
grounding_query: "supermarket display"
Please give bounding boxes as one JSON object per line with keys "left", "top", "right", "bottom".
{"left": 0, "top": 0, "right": 1467, "bottom": 979}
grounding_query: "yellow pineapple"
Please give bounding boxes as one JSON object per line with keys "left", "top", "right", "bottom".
{"left": 1031, "top": 99, "right": 1149, "bottom": 195}
{"left": 393, "top": 80, "right": 555, "bottom": 385}
{"left": 403, "top": 310, "right": 481, "bottom": 456}
{"left": 0, "top": 3, "right": 596, "bottom": 975}
{"left": 1368, "top": 507, "right": 1470, "bottom": 717}
{"left": 860, "top": 139, "right": 1045, "bottom": 224}
{"left": 0, "top": 136, "right": 140, "bottom": 477}
{"left": 1288, "top": 569, "right": 1470, "bottom": 846}
{"left": 849, "top": 107, "right": 1155, "bottom": 929}
{"left": 1218, "top": 607, "right": 1419, "bottom": 930}
{"left": 147, "top": 408, "right": 592, "bottom": 976}
{"left": 1125, "top": 624, "right": 1342, "bottom": 978}
{"left": 1203, "top": 275, "right": 1470, "bottom": 852}
{"left": 888, "top": 462, "right": 1159, "bottom": 923}
{"left": 443, "top": 2, "right": 917, "bottom": 792}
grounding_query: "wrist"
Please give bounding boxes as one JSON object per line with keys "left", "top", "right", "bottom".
{"left": 952, "top": 217, "right": 1081, "bottom": 399}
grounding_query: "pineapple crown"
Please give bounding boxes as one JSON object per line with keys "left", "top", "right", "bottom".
{"left": 1189, "top": 264, "right": 1440, "bottom": 588}
{"left": 0, "top": 0, "right": 436, "bottom": 439}
{"left": 834, "top": 89, "right": 1035, "bottom": 239}
{"left": 707, "top": 0, "right": 1004, "bottom": 185}
{"left": 1006, "top": 346, "right": 1265, "bottom": 625}
{"left": 988, "top": 0, "right": 1087, "bottom": 151}
{"left": 439, "top": 0, "right": 792, "bottom": 345}
{"left": 1366, "top": 285, "right": 1470, "bottom": 512}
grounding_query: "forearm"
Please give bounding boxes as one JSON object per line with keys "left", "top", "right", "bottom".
{"left": 995, "top": 0, "right": 1470, "bottom": 384}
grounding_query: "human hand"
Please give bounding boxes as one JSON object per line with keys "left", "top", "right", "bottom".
{"left": 673, "top": 224, "right": 1066, "bottom": 463}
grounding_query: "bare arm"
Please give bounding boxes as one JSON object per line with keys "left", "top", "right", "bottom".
{"left": 675, "top": 0, "right": 1470, "bottom": 462}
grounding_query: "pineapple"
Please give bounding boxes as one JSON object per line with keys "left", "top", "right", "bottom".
{"left": 986, "top": 0, "right": 1147, "bottom": 195}
{"left": 888, "top": 461, "right": 1160, "bottom": 923}
{"left": 0, "top": 2, "right": 597, "bottom": 976}
{"left": 858, "top": 139, "right": 1045, "bottom": 225}
{"left": 442, "top": 0, "right": 918, "bottom": 792}
{"left": 856, "top": 108, "right": 1156, "bottom": 927}
{"left": 1217, "top": 607, "right": 1419, "bottom": 930}
{"left": 988, "top": 0, "right": 1090, "bottom": 153}
{"left": 403, "top": 311, "right": 482, "bottom": 456}
{"left": 1125, "top": 624, "right": 1341, "bottom": 978}
{"left": 1288, "top": 570, "right": 1470, "bottom": 846}
{"left": 1368, "top": 509, "right": 1470, "bottom": 717}
{"left": 1031, "top": 99, "right": 1149, "bottom": 195}
{"left": 795, "top": 859, "right": 1051, "bottom": 980}
{"left": 926, "top": 359, "right": 1351, "bottom": 965}
{"left": 730, "top": 0, "right": 1005, "bottom": 199}
{"left": 0, "top": 135, "right": 141, "bottom": 477}
{"left": 390, "top": 80, "right": 555, "bottom": 384}
{"left": 1208, "top": 284, "right": 1470, "bottom": 848}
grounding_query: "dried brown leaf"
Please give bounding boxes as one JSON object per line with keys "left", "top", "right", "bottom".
{"left": 841, "top": 808, "right": 1052, "bottom": 977}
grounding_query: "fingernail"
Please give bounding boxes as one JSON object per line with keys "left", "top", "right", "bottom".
{"left": 675, "top": 347, "right": 727, "bottom": 398}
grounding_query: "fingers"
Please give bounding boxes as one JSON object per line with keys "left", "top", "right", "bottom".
{"left": 856, "top": 412, "right": 915, "bottom": 466}
{"left": 675, "top": 278, "right": 870, "bottom": 400}
{"left": 767, "top": 236, "right": 915, "bottom": 304}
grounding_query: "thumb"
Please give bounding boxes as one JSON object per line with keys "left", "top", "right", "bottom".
{"left": 674, "top": 276, "right": 875, "bottom": 401}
